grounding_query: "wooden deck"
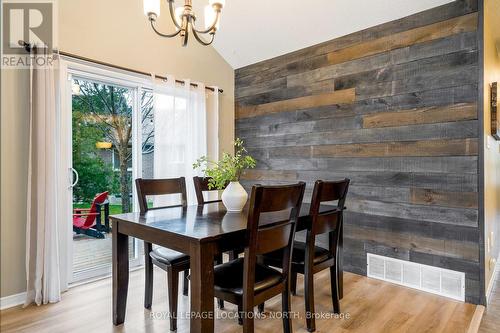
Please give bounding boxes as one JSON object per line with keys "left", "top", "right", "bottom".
{"left": 0, "top": 269, "right": 478, "bottom": 333}
{"left": 72, "top": 233, "right": 138, "bottom": 277}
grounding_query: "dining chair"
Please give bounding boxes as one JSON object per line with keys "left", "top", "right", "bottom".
{"left": 213, "top": 182, "right": 306, "bottom": 333}
{"left": 192, "top": 176, "right": 226, "bottom": 309}
{"left": 193, "top": 176, "right": 224, "bottom": 205}
{"left": 135, "top": 177, "right": 190, "bottom": 332}
{"left": 261, "top": 179, "right": 350, "bottom": 332}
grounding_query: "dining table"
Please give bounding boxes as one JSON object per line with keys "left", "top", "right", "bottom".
{"left": 110, "top": 202, "right": 343, "bottom": 333}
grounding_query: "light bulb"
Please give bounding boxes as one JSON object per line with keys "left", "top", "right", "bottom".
{"left": 204, "top": 5, "right": 220, "bottom": 30}
{"left": 175, "top": 6, "right": 184, "bottom": 25}
{"left": 143, "top": 0, "right": 160, "bottom": 17}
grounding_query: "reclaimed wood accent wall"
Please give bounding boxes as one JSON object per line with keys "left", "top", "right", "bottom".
{"left": 235, "top": 0, "right": 482, "bottom": 303}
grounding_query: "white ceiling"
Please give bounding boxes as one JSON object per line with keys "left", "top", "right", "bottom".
{"left": 192, "top": 0, "right": 454, "bottom": 69}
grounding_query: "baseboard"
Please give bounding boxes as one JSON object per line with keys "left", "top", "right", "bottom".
{"left": 486, "top": 255, "right": 500, "bottom": 304}
{"left": 0, "top": 292, "right": 26, "bottom": 311}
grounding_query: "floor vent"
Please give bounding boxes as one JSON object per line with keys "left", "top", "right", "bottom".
{"left": 367, "top": 253, "right": 465, "bottom": 301}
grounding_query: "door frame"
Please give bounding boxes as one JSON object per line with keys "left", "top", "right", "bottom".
{"left": 61, "top": 57, "right": 152, "bottom": 284}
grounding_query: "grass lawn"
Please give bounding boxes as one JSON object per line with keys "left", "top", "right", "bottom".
{"left": 73, "top": 203, "right": 124, "bottom": 215}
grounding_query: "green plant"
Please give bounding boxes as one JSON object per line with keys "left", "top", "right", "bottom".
{"left": 193, "top": 138, "right": 256, "bottom": 190}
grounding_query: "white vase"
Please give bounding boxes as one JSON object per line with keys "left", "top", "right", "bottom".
{"left": 221, "top": 181, "right": 248, "bottom": 212}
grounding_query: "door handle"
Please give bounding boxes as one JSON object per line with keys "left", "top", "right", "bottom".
{"left": 69, "top": 167, "right": 79, "bottom": 189}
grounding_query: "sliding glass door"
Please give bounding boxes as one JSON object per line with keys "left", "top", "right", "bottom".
{"left": 65, "top": 62, "right": 150, "bottom": 283}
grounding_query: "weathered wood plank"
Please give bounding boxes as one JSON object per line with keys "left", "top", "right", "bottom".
{"left": 235, "top": 77, "right": 287, "bottom": 99}
{"left": 244, "top": 120, "right": 478, "bottom": 149}
{"left": 321, "top": 156, "right": 479, "bottom": 174}
{"left": 242, "top": 170, "right": 478, "bottom": 192}
{"left": 353, "top": 65, "right": 478, "bottom": 101}
{"left": 311, "top": 138, "right": 478, "bottom": 158}
{"left": 326, "top": 13, "right": 477, "bottom": 66}
{"left": 263, "top": 156, "right": 478, "bottom": 174}
{"left": 344, "top": 211, "right": 480, "bottom": 243}
{"left": 240, "top": 169, "right": 298, "bottom": 181}
{"left": 242, "top": 115, "right": 362, "bottom": 137}
{"left": 296, "top": 170, "right": 479, "bottom": 192}
{"left": 236, "top": 86, "right": 306, "bottom": 107}
{"left": 345, "top": 199, "right": 478, "bottom": 227}
{"left": 410, "top": 188, "right": 478, "bottom": 209}
{"left": 348, "top": 185, "right": 411, "bottom": 203}
{"left": 343, "top": 224, "right": 479, "bottom": 260}
{"left": 362, "top": 103, "right": 478, "bottom": 128}
{"left": 235, "top": 88, "right": 355, "bottom": 119}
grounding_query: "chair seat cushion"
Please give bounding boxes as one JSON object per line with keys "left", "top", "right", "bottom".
{"left": 214, "top": 258, "right": 283, "bottom": 296}
{"left": 264, "top": 241, "right": 331, "bottom": 266}
{"left": 150, "top": 247, "right": 189, "bottom": 265}
{"left": 292, "top": 241, "right": 331, "bottom": 264}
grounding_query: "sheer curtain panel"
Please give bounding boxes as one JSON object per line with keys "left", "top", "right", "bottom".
{"left": 152, "top": 77, "right": 210, "bottom": 206}
{"left": 25, "top": 48, "right": 69, "bottom": 306}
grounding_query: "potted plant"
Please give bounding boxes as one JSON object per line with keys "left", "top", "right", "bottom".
{"left": 193, "top": 138, "right": 256, "bottom": 212}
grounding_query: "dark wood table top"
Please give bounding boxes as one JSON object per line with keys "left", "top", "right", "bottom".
{"left": 110, "top": 202, "right": 338, "bottom": 243}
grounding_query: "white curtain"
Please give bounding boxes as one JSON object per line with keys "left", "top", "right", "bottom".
{"left": 153, "top": 76, "right": 213, "bottom": 206}
{"left": 25, "top": 48, "right": 68, "bottom": 306}
{"left": 205, "top": 86, "right": 220, "bottom": 202}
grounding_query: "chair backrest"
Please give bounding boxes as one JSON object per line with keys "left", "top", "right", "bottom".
{"left": 243, "top": 182, "right": 306, "bottom": 296}
{"left": 308, "top": 179, "right": 350, "bottom": 259}
{"left": 83, "top": 191, "right": 108, "bottom": 228}
{"left": 193, "top": 176, "right": 224, "bottom": 205}
{"left": 135, "top": 177, "right": 187, "bottom": 214}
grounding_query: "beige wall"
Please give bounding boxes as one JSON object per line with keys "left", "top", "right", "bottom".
{"left": 483, "top": 0, "right": 500, "bottom": 292}
{"left": 0, "top": 0, "right": 234, "bottom": 298}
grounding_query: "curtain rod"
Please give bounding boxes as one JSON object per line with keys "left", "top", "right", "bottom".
{"left": 19, "top": 41, "right": 223, "bottom": 93}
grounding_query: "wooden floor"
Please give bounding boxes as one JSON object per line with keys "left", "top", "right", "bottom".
{"left": 0, "top": 268, "right": 478, "bottom": 333}
{"left": 479, "top": 269, "right": 500, "bottom": 333}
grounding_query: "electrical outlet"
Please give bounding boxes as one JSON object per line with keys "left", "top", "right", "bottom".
{"left": 491, "top": 232, "right": 494, "bottom": 247}
{"left": 487, "top": 234, "right": 491, "bottom": 253}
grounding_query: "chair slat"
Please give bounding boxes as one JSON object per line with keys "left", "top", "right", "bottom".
{"left": 256, "top": 223, "right": 294, "bottom": 255}
{"left": 314, "top": 212, "right": 340, "bottom": 236}
{"left": 258, "top": 186, "right": 305, "bottom": 213}
{"left": 135, "top": 177, "right": 187, "bottom": 214}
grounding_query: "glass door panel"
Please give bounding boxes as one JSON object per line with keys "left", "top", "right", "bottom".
{"left": 71, "top": 76, "right": 137, "bottom": 281}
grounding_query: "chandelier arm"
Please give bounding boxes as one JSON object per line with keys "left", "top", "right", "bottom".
{"left": 192, "top": 10, "right": 220, "bottom": 34}
{"left": 167, "top": 0, "right": 182, "bottom": 29}
{"left": 150, "top": 19, "right": 181, "bottom": 38}
{"left": 192, "top": 29, "right": 215, "bottom": 46}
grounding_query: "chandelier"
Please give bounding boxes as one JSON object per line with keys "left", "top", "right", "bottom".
{"left": 143, "top": 0, "right": 225, "bottom": 46}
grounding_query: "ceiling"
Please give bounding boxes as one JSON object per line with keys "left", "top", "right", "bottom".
{"left": 192, "top": 0, "right": 454, "bottom": 69}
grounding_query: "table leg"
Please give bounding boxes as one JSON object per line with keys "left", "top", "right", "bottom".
{"left": 112, "top": 222, "right": 129, "bottom": 325}
{"left": 189, "top": 242, "right": 215, "bottom": 333}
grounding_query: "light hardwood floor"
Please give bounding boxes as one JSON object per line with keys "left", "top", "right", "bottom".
{"left": 0, "top": 268, "right": 478, "bottom": 333}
